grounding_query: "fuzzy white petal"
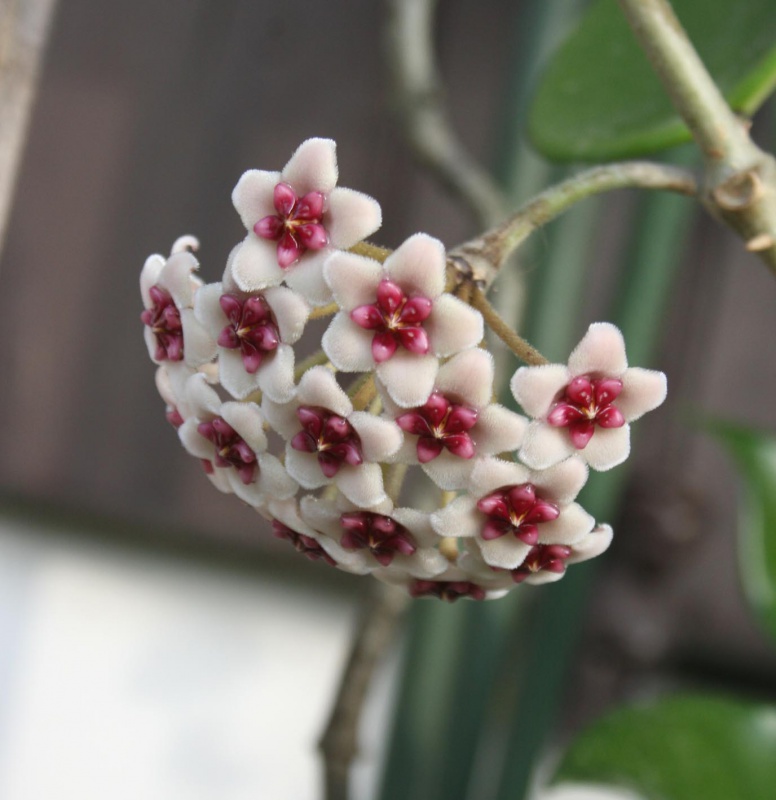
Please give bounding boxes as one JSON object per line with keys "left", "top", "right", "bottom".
{"left": 297, "top": 366, "right": 353, "bottom": 417}
{"left": 253, "top": 452, "right": 298, "bottom": 500}
{"left": 532, "top": 457, "right": 589, "bottom": 505}
{"left": 160, "top": 251, "right": 199, "bottom": 307}
{"left": 193, "top": 282, "right": 226, "bottom": 338}
{"left": 285, "top": 447, "right": 329, "bottom": 489}
{"left": 184, "top": 372, "right": 221, "bottom": 417}
{"left": 568, "top": 524, "right": 614, "bottom": 564}
{"left": 143, "top": 326, "right": 160, "bottom": 363}
{"left": 519, "top": 422, "right": 575, "bottom": 470}
{"left": 140, "top": 254, "right": 165, "bottom": 307}
{"left": 231, "top": 169, "right": 280, "bottom": 230}
{"left": 220, "top": 401, "right": 267, "bottom": 453}
{"left": 322, "top": 312, "right": 375, "bottom": 373}
{"left": 323, "top": 251, "right": 383, "bottom": 310}
{"left": 422, "top": 453, "right": 477, "bottom": 491}
{"left": 178, "top": 418, "right": 212, "bottom": 460}
{"left": 255, "top": 344, "right": 296, "bottom": 403}
{"left": 283, "top": 250, "right": 333, "bottom": 306}
{"left": 479, "top": 536, "right": 532, "bottom": 570}
{"left": 219, "top": 348, "right": 261, "bottom": 399}
{"left": 299, "top": 495, "right": 343, "bottom": 540}
{"left": 260, "top": 397, "right": 300, "bottom": 440}
{"left": 264, "top": 286, "right": 310, "bottom": 345}
{"left": 524, "top": 570, "right": 566, "bottom": 586}
{"left": 335, "top": 463, "right": 387, "bottom": 508}
{"left": 470, "top": 457, "right": 530, "bottom": 497}
{"left": 510, "top": 364, "right": 570, "bottom": 418}
{"left": 538, "top": 502, "right": 595, "bottom": 545}
{"left": 473, "top": 405, "right": 528, "bottom": 455}
{"left": 326, "top": 187, "right": 382, "bottom": 247}
{"left": 618, "top": 368, "right": 667, "bottom": 421}
{"left": 349, "top": 412, "right": 402, "bottom": 461}
{"left": 231, "top": 235, "right": 284, "bottom": 292}
{"left": 435, "top": 348, "right": 494, "bottom": 408}
{"left": 383, "top": 233, "right": 446, "bottom": 299}
{"left": 568, "top": 322, "right": 627, "bottom": 377}
{"left": 427, "top": 296, "right": 484, "bottom": 356}
{"left": 180, "top": 309, "right": 217, "bottom": 366}
{"left": 580, "top": 425, "right": 631, "bottom": 471}
{"left": 391, "top": 508, "right": 438, "bottom": 548}
{"left": 281, "top": 138, "right": 338, "bottom": 195}
{"left": 431, "top": 496, "right": 481, "bottom": 539}
{"left": 376, "top": 352, "right": 438, "bottom": 408}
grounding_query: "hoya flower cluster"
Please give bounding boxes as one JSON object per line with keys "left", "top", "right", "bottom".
{"left": 141, "top": 138, "right": 667, "bottom": 602}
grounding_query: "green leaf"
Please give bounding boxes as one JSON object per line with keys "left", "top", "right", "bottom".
{"left": 554, "top": 694, "right": 776, "bottom": 799}
{"left": 706, "top": 421, "right": 776, "bottom": 643}
{"left": 529, "top": 0, "right": 776, "bottom": 161}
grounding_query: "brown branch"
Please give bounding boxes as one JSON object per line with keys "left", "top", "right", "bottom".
{"left": 319, "top": 584, "right": 409, "bottom": 800}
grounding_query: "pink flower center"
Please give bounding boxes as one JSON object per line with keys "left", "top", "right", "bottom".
{"left": 510, "top": 544, "right": 572, "bottom": 583}
{"left": 547, "top": 375, "right": 625, "bottom": 449}
{"left": 141, "top": 285, "right": 183, "bottom": 361}
{"left": 290, "top": 406, "right": 363, "bottom": 478}
{"left": 339, "top": 512, "right": 416, "bottom": 566}
{"left": 476, "top": 483, "right": 560, "bottom": 545}
{"left": 350, "top": 279, "right": 433, "bottom": 363}
{"left": 409, "top": 580, "right": 486, "bottom": 602}
{"left": 395, "top": 392, "right": 478, "bottom": 463}
{"left": 197, "top": 416, "right": 257, "bottom": 485}
{"left": 217, "top": 293, "right": 280, "bottom": 373}
{"left": 254, "top": 182, "right": 328, "bottom": 268}
{"left": 272, "top": 519, "right": 336, "bottom": 567}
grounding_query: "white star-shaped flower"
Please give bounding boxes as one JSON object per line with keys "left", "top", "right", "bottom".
{"left": 322, "top": 233, "right": 484, "bottom": 407}
{"left": 511, "top": 322, "right": 667, "bottom": 471}
{"left": 177, "top": 373, "right": 297, "bottom": 508}
{"left": 431, "top": 457, "right": 594, "bottom": 570}
{"left": 381, "top": 348, "right": 527, "bottom": 490}
{"left": 194, "top": 251, "right": 310, "bottom": 403}
{"left": 261, "top": 366, "right": 402, "bottom": 509}
{"left": 230, "top": 138, "right": 382, "bottom": 306}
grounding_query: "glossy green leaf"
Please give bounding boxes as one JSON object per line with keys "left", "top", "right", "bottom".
{"left": 529, "top": 0, "right": 776, "bottom": 161}
{"left": 554, "top": 694, "right": 776, "bottom": 799}
{"left": 707, "top": 421, "right": 776, "bottom": 643}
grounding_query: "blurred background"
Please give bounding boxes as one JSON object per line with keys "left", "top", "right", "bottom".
{"left": 1, "top": 0, "right": 775, "bottom": 798}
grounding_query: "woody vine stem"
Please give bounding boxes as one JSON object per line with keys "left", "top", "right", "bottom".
{"left": 318, "top": 0, "right": 776, "bottom": 798}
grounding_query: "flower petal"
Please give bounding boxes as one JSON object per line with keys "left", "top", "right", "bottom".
{"left": 335, "top": 463, "right": 387, "bottom": 508}
{"left": 178, "top": 418, "right": 213, "bottom": 459}
{"left": 349, "top": 412, "right": 403, "bottom": 462}
{"left": 160, "top": 251, "right": 199, "bottom": 307}
{"left": 231, "top": 235, "right": 284, "bottom": 292}
{"left": 519, "top": 422, "right": 575, "bottom": 470}
{"left": 580, "top": 424, "right": 631, "bottom": 471}
{"left": 473, "top": 405, "right": 528, "bottom": 455}
{"left": 281, "top": 138, "right": 338, "bottom": 195}
{"left": 297, "top": 366, "right": 353, "bottom": 418}
{"left": 299, "top": 495, "right": 344, "bottom": 540}
{"left": 568, "top": 523, "right": 614, "bottom": 564}
{"left": 255, "top": 343, "right": 296, "bottom": 403}
{"left": 140, "top": 254, "right": 164, "bottom": 307}
{"left": 323, "top": 251, "right": 384, "bottom": 310}
{"left": 326, "top": 187, "right": 382, "bottom": 248}
{"left": 435, "top": 348, "right": 494, "bottom": 408}
{"left": 254, "top": 452, "right": 298, "bottom": 501}
{"left": 426, "top": 295, "right": 484, "bottom": 356}
{"left": 184, "top": 372, "right": 221, "bottom": 417}
{"left": 285, "top": 446, "right": 329, "bottom": 489}
{"left": 220, "top": 401, "right": 267, "bottom": 453}
{"left": 383, "top": 233, "right": 446, "bottom": 299}
{"left": 231, "top": 169, "right": 280, "bottom": 231}
{"left": 422, "top": 452, "right": 477, "bottom": 491}
{"left": 193, "top": 282, "right": 227, "bottom": 338}
{"left": 322, "top": 312, "right": 376, "bottom": 372}
{"left": 376, "top": 351, "right": 438, "bottom": 408}
{"left": 218, "top": 347, "right": 261, "bottom": 399}
{"left": 263, "top": 286, "right": 310, "bottom": 345}
{"left": 537, "top": 502, "right": 594, "bottom": 545}
{"left": 510, "top": 364, "right": 570, "bottom": 419}
{"left": 568, "top": 322, "right": 627, "bottom": 377}
{"left": 618, "top": 367, "right": 667, "bottom": 421}
{"left": 180, "top": 309, "right": 217, "bottom": 366}
{"left": 282, "top": 250, "right": 333, "bottom": 306}
{"left": 479, "top": 536, "right": 531, "bottom": 570}
{"left": 431, "top": 496, "right": 481, "bottom": 539}
{"left": 532, "top": 457, "right": 589, "bottom": 505}
{"left": 469, "top": 457, "right": 530, "bottom": 497}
